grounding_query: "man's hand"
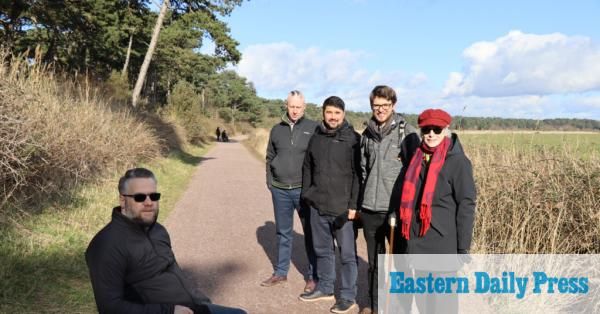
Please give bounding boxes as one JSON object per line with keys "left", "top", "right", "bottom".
{"left": 174, "top": 305, "right": 193, "bottom": 314}
{"left": 388, "top": 211, "right": 397, "bottom": 227}
{"left": 348, "top": 209, "right": 357, "bottom": 220}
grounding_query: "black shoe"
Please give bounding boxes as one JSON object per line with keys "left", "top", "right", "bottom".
{"left": 298, "top": 290, "right": 335, "bottom": 302}
{"left": 330, "top": 299, "right": 357, "bottom": 313}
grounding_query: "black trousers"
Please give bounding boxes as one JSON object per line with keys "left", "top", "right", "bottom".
{"left": 360, "top": 209, "right": 390, "bottom": 310}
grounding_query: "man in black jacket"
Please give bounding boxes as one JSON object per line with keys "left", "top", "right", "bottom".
{"left": 299, "top": 96, "right": 361, "bottom": 314}
{"left": 262, "top": 90, "right": 319, "bottom": 293}
{"left": 85, "top": 168, "right": 246, "bottom": 314}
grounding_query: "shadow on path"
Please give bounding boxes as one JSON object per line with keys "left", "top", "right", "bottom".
{"left": 256, "top": 221, "right": 370, "bottom": 308}
{"left": 179, "top": 260, "right": 246, "bottom": 300}
{"left": 256, "top": 221, "right": 310, "bottom": 279}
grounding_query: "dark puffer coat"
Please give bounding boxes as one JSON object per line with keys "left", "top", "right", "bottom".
{"left": 301, "top": 121, "right": 361, "bottom": 217}
{"left": 86, "top": 207, "right": 211, "bottom": 314}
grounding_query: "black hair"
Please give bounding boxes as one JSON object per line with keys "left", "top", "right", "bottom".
{"left": 322, "top": 96, "right": 345, "bottom": 111}
{"left": 118, "top": 168, "right": 156, "bottom": 194}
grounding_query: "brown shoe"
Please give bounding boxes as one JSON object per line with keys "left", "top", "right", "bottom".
{"left": 260, "top": 275, "right": 287, "bottom": 287}
{"left": 359, "top": 307, "right": 373, "bottom": 314}
{"left": 304, "top": 279, "right": 317, "bottom": 293}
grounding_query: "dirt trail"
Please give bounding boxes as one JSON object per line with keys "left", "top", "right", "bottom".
{"left": 165, "top": 138, "right": 369, "bottom": 314}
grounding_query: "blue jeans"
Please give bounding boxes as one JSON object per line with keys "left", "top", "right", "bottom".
{"left": 271, "top": 187, "right": 317, "bottom": 279}
{"left": 310, "top": 206, "right": 358, "bottom": 301}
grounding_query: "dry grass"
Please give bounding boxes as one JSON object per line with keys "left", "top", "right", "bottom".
{"left": 0, "top": 50, "right": 161, "bottom": 212}
{"left": 246, "top": 128, "right": 600, "bottom": 253}
{"left": 244, "top": 127, "right": 270, "bottom": 160}
{"left": 470, "top": 143, "right": 599, "bottom": 253}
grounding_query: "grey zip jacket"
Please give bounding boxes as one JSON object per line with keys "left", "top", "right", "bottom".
{"left": 360, "top": 113, "right": 417, "bottom": 212}
{"left": 266, "top": 115, "right": 318, "bottom": 189}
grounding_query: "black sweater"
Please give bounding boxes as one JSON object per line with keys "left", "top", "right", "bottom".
{"left": 85, "top": 207, "right": 211, "bottom": 314}
{"left": 301, "top": 121, "right": 361, "bottom": 216}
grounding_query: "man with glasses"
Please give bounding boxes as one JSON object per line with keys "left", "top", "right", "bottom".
{"left": 262, "top": 90, "right": 319, "bottom": 293}
{"left": 358, "top": 85, "right": 418, "bottom": 314}
{"left": 86, "top": 167, "right": 246, "bottom": 314}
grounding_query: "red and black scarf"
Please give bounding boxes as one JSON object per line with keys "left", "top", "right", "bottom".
{"left": 399, "top": 137, "right": 451, "bottom": 240}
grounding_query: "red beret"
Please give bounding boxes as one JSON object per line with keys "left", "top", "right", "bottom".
{"left": 418, "top": 109, "right": 452, "bottom": 128}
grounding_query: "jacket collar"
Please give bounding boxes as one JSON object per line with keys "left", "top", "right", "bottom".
{"left": 111, "top": 206, "right": 156, "bottom": 233}
{"left": 365, "top": 113, "right": 404, "bottom": 142}
{"left": 281, "top": 114, "right": 304, "bottom": 126}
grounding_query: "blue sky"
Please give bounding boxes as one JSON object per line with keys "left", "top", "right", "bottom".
{"left": 220, "top": 0, "right": 600, "bottom": 119}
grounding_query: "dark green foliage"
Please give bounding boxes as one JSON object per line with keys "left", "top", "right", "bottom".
{"left": 105, "top": 71, "right": 131, "bottom": 106}
{"left": 166, "top": 80, "right": 211, "bottom": 144}
{"left": 1, "top": 0, "right": 244, "bottom": 109}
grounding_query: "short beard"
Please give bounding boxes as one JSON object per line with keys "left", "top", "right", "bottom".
{"left": 131, "top": 214, "right": 157, "bottom": 227}
{"left": 123, "top": 207, "right": 159, "bottom": 227}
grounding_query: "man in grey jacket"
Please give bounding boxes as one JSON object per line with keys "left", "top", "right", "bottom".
{"left": 262, "top": 90, "right": 319, "bottom": 293}
{"left": 358, "top": 85, "right": 418, "bottom": 314}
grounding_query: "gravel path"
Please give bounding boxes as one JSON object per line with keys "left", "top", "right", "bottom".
{"left": 165, "top": 138, "right": 369, "bottom": 314}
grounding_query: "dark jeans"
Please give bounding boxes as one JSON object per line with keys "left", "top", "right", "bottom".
{"left": 270, "top": 187, "right": 317, "bottom": 279}
{"left": 361, "top": 210, "right": 389, "bottom": 310}
{"left": 310, "top": 206, "right": 358, "bottom": 301}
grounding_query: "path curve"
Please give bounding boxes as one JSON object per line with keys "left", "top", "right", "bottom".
{"left": 165, "top": 138, "right": 368, "bottom": 314}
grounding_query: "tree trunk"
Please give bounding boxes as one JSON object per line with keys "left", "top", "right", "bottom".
{"left": 201, "top": 88, "right": 205, "bottom": 114}
{"left": 131, "top": 0, "right": 169, "bottom": 108}
{"left": 122, "top": 34, "right": 133, "bottom": 76}
{"left": 231, "top": 105, "right": 236, "bottom": 133}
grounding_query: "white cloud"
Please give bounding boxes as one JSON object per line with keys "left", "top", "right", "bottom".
{"left": 443, "top": 31, "right": 600, "bottom": 97}
{"left": 431, "top": 93, "right": 600, "bottom": 119}
{"left": 235, "top": 42, "right": 426, "bottom": 111}
{"left": 234, "top": 41, "right": 600, "bottom": 119}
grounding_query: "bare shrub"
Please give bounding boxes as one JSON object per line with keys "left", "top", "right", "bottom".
{"left": 0, "top": 51, "right": 161, "bottom": 210}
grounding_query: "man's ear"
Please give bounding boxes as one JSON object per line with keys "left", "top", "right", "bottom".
{"left": 119, "top": 195, "right": 126, "bottom": 208}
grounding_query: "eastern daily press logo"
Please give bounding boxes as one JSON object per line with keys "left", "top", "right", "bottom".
{"left": 377, "top": 254, "right": 599, "bottom": 313}
{"left": 388, "top": 270, "right": 589, "bottom": 299}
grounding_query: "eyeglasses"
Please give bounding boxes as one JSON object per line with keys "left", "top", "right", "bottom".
{"left": 371, "top": 103, "right": 393, "bottom": 110}
{"left": 421, "top": 126, "right": 444, "bottom": 135}
{"left": 122, "top": 193, "right": 161, "bottom": 202}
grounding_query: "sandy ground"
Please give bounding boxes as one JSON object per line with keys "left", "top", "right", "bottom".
{"left": 165, "top": 138, "right": 370, "bottom": 314}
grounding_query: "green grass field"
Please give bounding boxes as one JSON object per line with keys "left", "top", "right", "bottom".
{"left": 0, "top": 145, "right": 210, "bottom": 313}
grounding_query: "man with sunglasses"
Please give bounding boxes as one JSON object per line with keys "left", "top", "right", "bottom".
{"left": 358, "top": 85, "right": 418, "bottom": 314}
{"left": 397, "top": 109, "right": 476, "bottom": 254}
{"left": 86, "top": 168, "right": 246, "bottom": 314}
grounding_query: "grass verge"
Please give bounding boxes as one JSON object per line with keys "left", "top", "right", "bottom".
{"left": 0, "top": 144, "right": 211, "bottom": 313}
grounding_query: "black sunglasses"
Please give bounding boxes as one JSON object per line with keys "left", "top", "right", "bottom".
{"left": 421, "top": 126, "right": 444, "bottom": 135}
{"left": 122, "top": 193, "right": 161, "bottom": 202}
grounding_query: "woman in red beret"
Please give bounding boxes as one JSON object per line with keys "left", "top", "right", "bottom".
{"left": 397, "top": 108, "right": 476, "bottom": 254}
{"left": 393, "top": 108, "right": 476, "bottom": 313}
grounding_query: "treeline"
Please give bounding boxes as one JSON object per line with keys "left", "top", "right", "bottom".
{"left": 258, "top": 100, "right": 600, "bottom": 131}
{"left": 445, "top": 115, "right": 599, "bottom": 131}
